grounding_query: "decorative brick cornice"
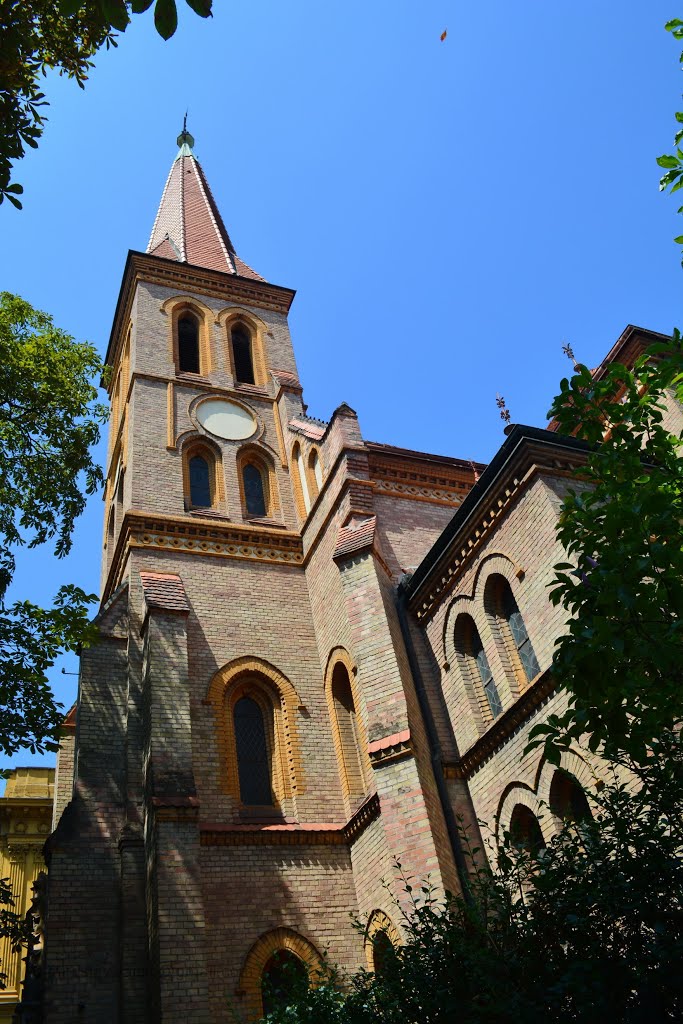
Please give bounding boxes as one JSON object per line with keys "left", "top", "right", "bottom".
{"left": 104, "top": 511, "right": 303, "bottom": 602}
{"left": 343, "top": 792, "right": 381, "bottom": 841}
{"left": 407, "top": 433, "right": 588, "bottom": 621}
{"left": 368, "top": 729, "right": 413, "bottom": 766}
{"left": 368, "top": 453, "right": 474, "bottom": 508}
{"left": 151, "top": 794, "right": 200, "bottom": 823}
{"left": 442, "top": 670, "right": 556, "bottom": 779}
{"left": 199, "top": 792, "right": 380, "bottom": 847}
{"left": 106, "top": 250, "right": 295, "bottom": 369}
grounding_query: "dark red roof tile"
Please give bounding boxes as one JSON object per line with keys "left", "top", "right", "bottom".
{"left": 140, "top": 572, "right": 190, "bottom": 613}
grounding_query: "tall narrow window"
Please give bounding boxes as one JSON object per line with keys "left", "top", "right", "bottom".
{"left": 331, "top": 663, "right": 365, "bottom": 802}
{"left": 234, "top": 696, "right": 272, "bottom": 805}
{"left": 107, "top": 505, "right": 115, "bottom": 549}
{"left": 497, "top": 579, "right": 540, "bottom": 683}
{"left": 307, "top": 449, "right": 322, "bottom": 501}
{"left": 243, "top": 463, "right": 267, "bottom": 517}
{"left": 178, "top": 314, "right": 200, "bottom": 374}
{"left": 232, "top": 324, "right": 255, "bottom": 384}
{"left": 294, "top": 443, "right": 311, "bottom": 514}
{"left": 549, "top": 771, "right": 592, "bottom": 824}
{"left": 371, "top": 931, "right": 394, "bottom": 977}
{"left": 261, "top": 951, "right": 308, "bottom": 1017}
{"left": 189, "top": 454, "right": 212, "bottom": 508}
{"left": 471, "top": 627, "right": 503, "bottom": 718}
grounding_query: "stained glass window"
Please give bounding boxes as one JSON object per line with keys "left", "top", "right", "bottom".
{"left": 189, "top": 455, "right": 211, "bottom": 508}
{"left": 500, "top": 582, "right": 540, "bottom": 682}
{"left": 178, "top": 315, "right": 200, "bottom": 373}
{"left": 232, "top": 325, "right": 255, "bottom": 384}
{"left": 234, "top": 696, "right": 272, "bottom": 806}
{"left": 243, "top": 463, "right": 267, "bottom": 517}
{"left": 261, "top": 951, "right": 308, "bottom": 1016}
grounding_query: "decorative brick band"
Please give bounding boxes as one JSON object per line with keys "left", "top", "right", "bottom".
{"left": 368, "top": 454, "right": 474, "bottom": 508}
{"left": 442, "top": 670, "right": 556, "bottom": 779}
{"left": 199, "top": 792, "right": 380, "bottom": 847}
{"left": 105, "top": 511, "right": 304, "bottom": 600}
{"left": 368, "top": 729, "right": 413, "bottom": 766}
{"left": 410, "top": 445, "right": 586, "bottom": 622}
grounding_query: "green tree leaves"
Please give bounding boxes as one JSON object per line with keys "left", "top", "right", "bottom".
{"left": 0, "top": 0, "right": 213, "bottom": 207}
{"left": 0, "top": 293, "right": 105, "bottom": 755}
{"left": 262, "top": 738, "right": 683, "bottom": 1024}
{"left": 528, "top": 336, "right": 683, "bottom": 768}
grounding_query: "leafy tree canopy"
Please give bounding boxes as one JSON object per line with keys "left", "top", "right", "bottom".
{"left": 527, "top": 335, "right": 683, "bottom": 767}
{"left": 0, "top": 292, "right": 106, "bottom": 756}
{"left": 0, "top": 0, "right": 212, "bottom": 208}
{"left": 262, "top": 736, "right": 683, "bottom": 1024}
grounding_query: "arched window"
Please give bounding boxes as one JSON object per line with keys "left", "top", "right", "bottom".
{"left": 243, "top": 462, "right": 267, "bottom": 517}
{"left": 189, "top": 454, "right": 212, "bottom": 508}
{"left": 107, "top": 504, "right": 115, "bottom": 550}
{"left": 231, "top": 324, "right": 255, "bottom": 385}
{"left": 371, "top": 930, "right": 394, "bottom": 977}
{"left": 331, "top": 662, "right": 366, "bottom": 804}
{"left": 293, "top": 442, "right": 311, "bottom": 515}
{"left": 491, "top": 577, "right": 540, "bottom": 684}
{"left": 472, "top": 628, "right": 503, "bottom": 718}
{"left": 509, "top": 804, "right": 546, "bottom": 856}
{"left": 261, "top": 950, "right": 308, "bottom": 1016}
{"left": 178, "top": 314, "right": 200, "bottom": 374}
{"left": 364, "top": 910, "right": 401, "bottom": 974}
{"left": 307, "top": 449, "right": 322, "bottom": 501}
{"left": 455, "top": 615, "right": 503, "bottom": 720}
{"left": 549, "top": 770, "right": 592, "bottom": 824}
{"left": 234, "top": 696, "right": 273, "bottom": 806}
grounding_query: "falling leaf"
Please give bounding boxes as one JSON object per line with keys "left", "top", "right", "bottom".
{"left": 440, "top": 29, "right": 447, "bottom": 41}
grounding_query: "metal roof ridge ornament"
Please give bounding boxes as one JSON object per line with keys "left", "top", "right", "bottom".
{"left": 176, "top": 112, "right": 195, "bottom": 159}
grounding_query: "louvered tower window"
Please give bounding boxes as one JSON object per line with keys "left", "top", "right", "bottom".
{"left": 178, "top": 314, "right": 200, "bottom": 373}
{"left": 232, "top": 324, "right": 255, "bottom": 384}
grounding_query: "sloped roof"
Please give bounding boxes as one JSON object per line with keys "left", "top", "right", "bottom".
{"left": 147, "top": 129, "right": 265, "bottom": 282}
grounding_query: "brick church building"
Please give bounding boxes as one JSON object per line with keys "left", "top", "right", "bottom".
{"left": 39, "top": 130, "right": 682, "bottom": 1023}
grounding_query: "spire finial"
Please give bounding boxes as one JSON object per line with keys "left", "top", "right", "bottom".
{"left": 176, "top": 112, "right": 195, "bottom": 157}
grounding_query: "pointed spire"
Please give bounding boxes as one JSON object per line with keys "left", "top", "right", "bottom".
{"left": 176, "top": 112, "right": 195, "bottom": 158}
{"left": 146, "top": 124, "right": 264, "bottom": 281}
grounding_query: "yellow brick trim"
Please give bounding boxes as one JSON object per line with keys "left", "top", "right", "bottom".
{"left": 324, "top": 647, "right": 370, "bottom": 814}
{"left": 160, "top": 294, "right": 214, "bottom": 375}
{"left": 238, "top": 927, "right": 322, "bottom": 1022}
{"left": 364, "top": 909, "right": 402, "bottom": 972}
{"left": 305, "top": 446, "right": 323, "bottom": 503}
{"left": 166, "top": 381, "right": 175, "bottom": 449}
{"left": 206, "top": 657, "right": 304, "bottom": 806}
{"left": 217, "top": 307, "right": 268, "bottom": 388}
{"left": 290, "top": 441, "right": 309, "bottom": 521}
{"left": 272, "top": 399, "right": 288, "bottom": 468}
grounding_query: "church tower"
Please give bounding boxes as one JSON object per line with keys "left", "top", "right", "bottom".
{"left": 44, "top": 131, "right": 482, "bottom": 1024}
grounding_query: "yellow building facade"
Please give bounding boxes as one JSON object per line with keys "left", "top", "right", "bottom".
{"left": 0, "top": 768, "right": 53, "bottom": 1023}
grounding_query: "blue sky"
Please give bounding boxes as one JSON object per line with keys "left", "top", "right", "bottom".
{"left": 0, "top": 0, "right": 681, "bottom": 771}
